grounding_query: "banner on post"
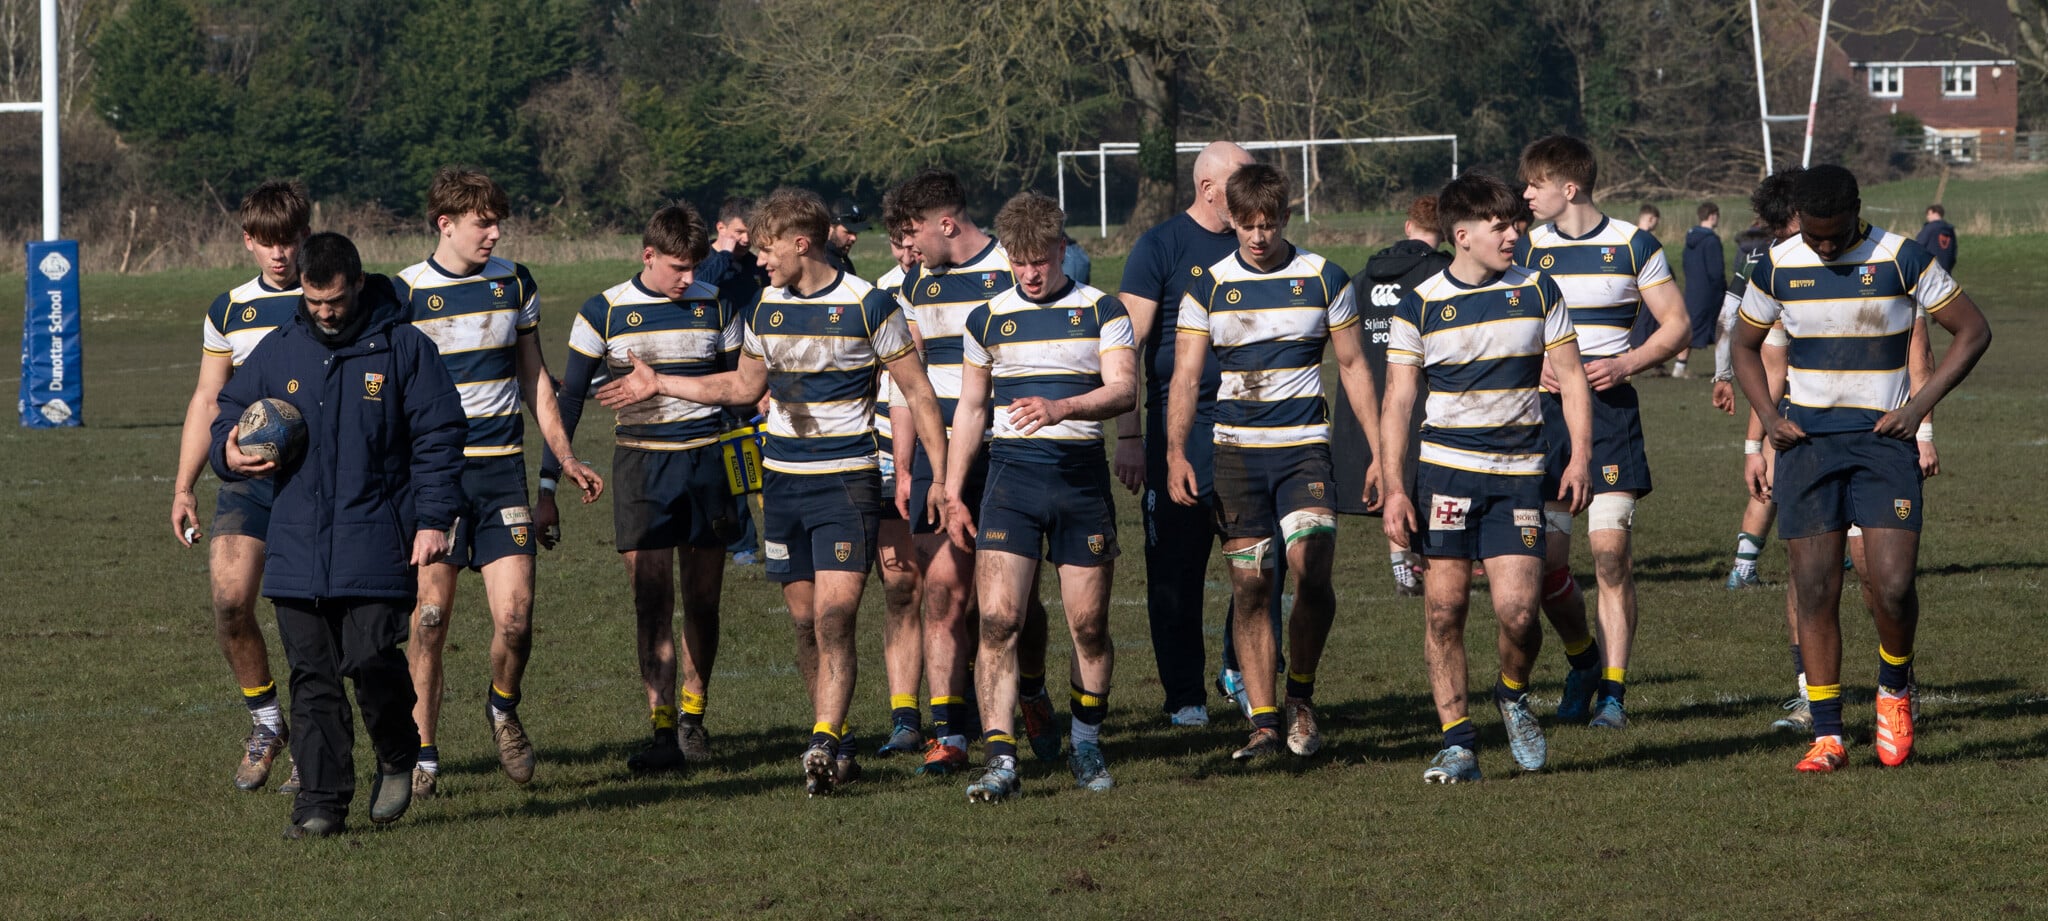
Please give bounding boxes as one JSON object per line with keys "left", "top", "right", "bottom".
{"left": 20, "top": 240, "right": 83, "bottom": 428}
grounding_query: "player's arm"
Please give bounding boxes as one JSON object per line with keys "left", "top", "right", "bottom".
{"left": 943, "top": 361, "right": 992, "bottom": 550}
{"left": 534, "top": 348, "right": 603, "bottom": 547}
{"left": 1377, "top": 360, "right": 1421, "bottom": 549}
{"left": 598, "top": 351, "right": 766, "bottom": 408}
{"left": 1546, "top": 337, "right": 1595, "bottom": 514}
{"left": 1877, "top": 290, "right": 1990, "bottom": 441}
{"left": 1906, "top": 316, "right": 1938, "bottom": 476}
{"left": 1711, "top": 290, "right": 1742, "bottom": 413}
{"left": 1163, "top": 330, "right": 1206, "bottom": 507}
{"left": 209, "top": 345, "right": 275, "bottom": 481}
{"left": 1008, "top": 348, "right": 1137, "bottom": 431}
{"left": 401, "top": 329, "right": 467, "bottom": 566}
{"left": 886, "top": 349, "right": 948, "bottom": 530}
{"left": 1609, "top": 279, "right": 1689, "bottom": 386}
{"left": 173, "top": 352, "right": 237, "bottom": 544}
{"left": 1329, "top": 321, "right": 1385, "bottom": 509}
{"left": 516, "top": 331, "right": 603, "bottom": 503}
{"left": 1109, "top": 290, "right": 1159, "bottom": 493}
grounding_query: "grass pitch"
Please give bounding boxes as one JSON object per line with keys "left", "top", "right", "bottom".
{"left": 2, "top": 223, "right": 2045, "bottom": 920}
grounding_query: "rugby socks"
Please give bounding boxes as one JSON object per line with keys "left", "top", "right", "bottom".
{"left": 889, "top": 693, "right": 921, "bottom": 733}
{"left": 1734, "top": 532, "right": 1765, "bottom": 579}
{"left": 417, "top": 744, "right": 440, "bottom": 777}
{"left": 809, "top": 721, "right": 842, "bottom": 751}
{"left": 1442, "top": 717, "right": 1479, "bottom": 752}
{"left": 931, "top": 696, "right": 968, "bottom": 747}
{"left": 650, "top": 704, "right": 677, "bottom": 732}
{"left": 1562, "top": 634, "right": 1602, "bottom": 672}
{"left": 679, "top": 689, "right": 707, "bottom": 727}
{"left": 1249, "top": 706, "right": 1282, "bottom": 734}
{"left": 835, "top": 725, "right": 857, "bottom": 760}
{"left": 1493, "top": 673, "right": 1527, "bottom": 705}
{"left": 242, "top": 682, "right": 283, "bottom": 734}
{"left": 982, "top": 729, "right": 1018, "bottom": 762}
{"left": 1284, "top": 670, "right": 1316, "bottom": 703}
{"left": 489, "top": 684, "right": 520, "bottom": 724}
{"left": 1877, "top": 646, "right": 1914, "bottom": 696}
{"left": 1599, "top": 668, "right": 1627, "bottom": 704}
{"left": 1019, "top": 670, "right": 1047, "bottom": 699}
{"left": 1807, "top": 683, "right": 1844, "bottom": 739}
{"left": 1070, "top": 684, "right": 1108, "bottom": 745}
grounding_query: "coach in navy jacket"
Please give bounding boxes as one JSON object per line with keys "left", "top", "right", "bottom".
{"left": 210, "top": 232, "right": 465, "bottom": 839}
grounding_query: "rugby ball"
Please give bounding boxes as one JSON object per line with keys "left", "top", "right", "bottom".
{"left": 237, "top": 397, "right": 307, "bottom": 469}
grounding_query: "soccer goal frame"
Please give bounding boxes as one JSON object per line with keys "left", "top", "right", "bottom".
{"left": 1055, "top": 134, "right": 1459, "bottom": 238}
{"left": 0, "top": 0, "right": 61, "bottom": 241}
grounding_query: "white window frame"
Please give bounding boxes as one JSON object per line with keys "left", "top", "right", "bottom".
{"left": 1868, "top": 65, "right": 1903, "bottom": 98}
{"left": 1942, "top": 64, "right": 1976, "bottom": 97}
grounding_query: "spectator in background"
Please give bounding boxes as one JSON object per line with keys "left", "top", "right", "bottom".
{"left": 1636, "top": 203, "right": 1661, "bottom": 235}
{"left": 1676, "top": 201, "right": 1726, "bottom": 379}
{"left": 1061, "top": 232, "right": 1093, "bottom": 286}
{"left": 1628, "top": 203, "right": 1665, "bottom": 355}
{"left": 1917, "top": 204, "right": 1958, "bottom": 273}
{"left": 827, "top": 200, "right": 870, "bottom": 276}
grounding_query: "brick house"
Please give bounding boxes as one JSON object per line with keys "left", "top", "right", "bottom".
{"left": 1837, "top": 0, "right": 2020, "bottom": 160}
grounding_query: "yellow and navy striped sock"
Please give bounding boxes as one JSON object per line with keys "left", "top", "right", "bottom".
{"left": 1284, "top": 670, "right": 1316, "bottom": 702}
{"left": 490, "top": 683, "right": 519, "bottom": 715}
{"left": 1071, "top": 685, "right": 1108, "bottom": 744}
{"left": 651, "top": 704, "right": 677, "bottom": 731}
{"left": 679, "top": 689, "right": 707, "bottom": 726}
{"left": 242, "top": 681, "right": 282, "bottom": 732}
{"left": 931, "top": 696, "right": 965, "bottom": 742}
{"left": 983, "top": 729, "right": 1018, "bottom": 761}
{"left": 889, "top": 693, "right": 920, "bottom": 730}
{"left": 1807, "top": 683, "right": 1844, "bottom": 738}
{"left": 1598, "top": 667, "right": 1626, "bottom": 703}
{"left": 1563, "top": 634, "right": 1601, "bottom": 672}
{"left": 834, "top": 722, "right": 856, "bottom": 758}
{"left": 417, "top": 744, "right": 440, "bottom": 774}
{"left": 1494, "top": 672, "right": 1527, "bottom": 704}
{"left": 1442, "top": 717, "right": 1479, "bottom": 751}
{"left": 809, "top": 721, "right": 841, "bottom": 750}
{"left": 1019, "top": 670, "right": 1047, "bottom": 699}
{"left": 1877, "top": 646, "right": 1914, "bottom": 694}
{"left": 1250, "top": 705, "right": 1282, "bottom": 733}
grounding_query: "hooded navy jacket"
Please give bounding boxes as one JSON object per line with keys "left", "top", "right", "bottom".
{"left": 210, "top": 276, "right": 466, "bottom": 602}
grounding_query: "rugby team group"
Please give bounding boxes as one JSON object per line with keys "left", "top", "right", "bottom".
{"left": 170, "top": 133, "right": 1992, "bottom": 837}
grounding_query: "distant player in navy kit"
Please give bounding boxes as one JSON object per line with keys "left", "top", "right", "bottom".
{"left": 541, "top": 204, "right": 740, "bottom": 773}
{"left": 1166, "top": 164, "right": 1386, "bottom": 762}
{"left": 170, "top": 179, "right": 311, "bottom": 793}
{"left": 1334, "top": 194, "right": 1452, "bottom": 597}
{"left": 1381, "top": 172, "right": 1595, "bottom": 784}
{"left": 397, "top": 168, "right": 604, "bottom": 797}
{"left": 1111, "top": 140, "right": 1283, "bottom": 728}
{"left": 943, "top": 192, "right": 1137, "bottom": 801}
{"left": 1731, "top": 164, "right": 1990, "bottom": 773}
{"left": 1516, "top": 135, "right": 1690, "bottom": 730}
{"left": 600, "top": 187, "right": 951, "bottom": 795}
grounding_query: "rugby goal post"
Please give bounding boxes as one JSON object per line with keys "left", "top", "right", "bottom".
{"left": 1749, "top": 0, "right": 1833, "bottom": 172}
{"left": 1056, "top": 134, "right": 1459, "bottom": 238}
{"left": 4, "top": 0, "right": 80, "bottom": 428}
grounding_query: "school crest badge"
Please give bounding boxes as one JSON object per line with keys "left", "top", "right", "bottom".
{"left": 1522, "top": 527, "right": 1539, "bottom": 548}
{"left": 511, "top": 526, "right": 529, "bottom": 547}
{"left": 834, "top": 541, "right": 852, "bottom": 562}
{"left": 1226, "top": 288, "right": 1243, "bottom": 305}
{"left": 1602, "top": 464, "right": 1620, "bottom": 485}
{"left": 1087, "top": 534, "right": 1105, "bottom": 554}
{"left": 241, "top": 306, "right": 257, "bottom": 322}
{"left": 1307, "top": 482, "right": 1326, "bottom": 500}
{"left": 626, "top": 311, "right": 643, "bottom": 327}
{"left": 1539, "top": 254, "right": 1555, "bottom": 270}
{"left": 1895, "top": 499, "right": 1912, "bottom": 520}
{"left": 363, "top": 372, "right": 384, "bottom": 398}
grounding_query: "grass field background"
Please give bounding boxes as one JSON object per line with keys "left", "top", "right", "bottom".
{"left": 2, "top": 177, "right": 2046, "bottom": 919}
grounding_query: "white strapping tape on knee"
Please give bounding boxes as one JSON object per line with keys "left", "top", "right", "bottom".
{"left": 1587, "top": 492, "right": 1637, "bottom": 532}
{"left": 1543, "top": 503, "right": 1575, "bottom": 535}
{"left": 1280, "top": 510, "right": 1336, "bottom": 546}
{"left": 1847, "top": 524, "right": 1863, "bottom": 538}
{"left": 1225, "top": 537, "right": 1275, "bottom": 570}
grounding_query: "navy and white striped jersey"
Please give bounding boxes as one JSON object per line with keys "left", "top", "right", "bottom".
{"left": 744, "top": 271, "right": 915, "bottom": 475}
{"left": 900, "top": 241, "right": 1013, "bottom": 434}
{"left": 962, "top": 280, "right": 1134, "bottom": 465}
{"left": 873, "top": 264, "right": 908, "bottom": 455}
{"left": 1516, "top": 217, "right": 1671, "bottom": 359}
{"left": 1738, "top": 225, "right": 1956, "bottom": 435}
{"left": 568, "top": 276, "right": 741, "bottom": 452}
{"left": 1387, "top": 266, "right": 1577, "bottom": 476}
{"left": 397, "top": 256, "right": 541, "bottom": 458}
{"left": 1176, "top": 246, "right": 1356, "bottom": 449}
{"left": 203, "top": 277, "right": 301, "bottom": 366}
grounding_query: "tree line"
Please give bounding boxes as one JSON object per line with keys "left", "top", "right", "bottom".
{"left": 5, "top": 0, "right": 2037, "bottom": 250}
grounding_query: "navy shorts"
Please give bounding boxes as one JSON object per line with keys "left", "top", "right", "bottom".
{"left": 613, "top": 445, "right": 739, "bottom": 552}
{"left": 1542, "top": 383, "right": 1654, "bottom": 498}
{"left": 762, "top": 468, "right": 881, "bottom": 583}
{"left": 1774, "top": 432, "right": 1922, "bottom": 540}
{"left": 212, "top": 477, "right": 274, "bottom": 540}
{"left": 1415, "top": 464, "right": 1546, "bottom": 560}
{"left": 1211, "top": 443, "right": 1335, "bottom": 541}
{"left": 977, "top": 455, "right": 1120, "bottom": 566}
{"left": 908, "top": 445, "right": 988, "bottom": 535}
{"left": 446, "top": 455, "right": 535, "bottom": 570}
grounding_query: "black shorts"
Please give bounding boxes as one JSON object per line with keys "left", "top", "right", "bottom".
{"left": 1415, "top": 464, "right": 1546, "bottom": 560}
{"left": 977, "top": 456, "right": 1119, "bottom": 566}
{"left": 762, "top": 468, "right": 882, "bottom": 583}
{"left": 1541, "top": 384, "right": 1653, "bottom": 499}
{"left": 1774, "top": 432, "right": 1922, "bottom": 540}
{"left": 1211, "top": 443, "right": 1335, "bottom": 540}
{"left": 908, "top": 445, "right": 988, "bottom": 536}
{"left": 212, "top": 477, "right": 274, "bottom": 540}
{"left": 613, "top": 445, "right": 739, "bottom": 552}
{"left": 446, "top": 455, "right": 534, "bottom": 570}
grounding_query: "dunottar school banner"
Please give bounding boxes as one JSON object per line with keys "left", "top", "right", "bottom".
{"left": 20, "top": 240, "right": 82, "bottom": 428}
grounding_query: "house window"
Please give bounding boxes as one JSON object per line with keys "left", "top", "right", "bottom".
{"left": 1943, "top": 65, "right": 1976, "bottom": 96}
{"left": 1869, "top": 65, "right": 1903, "bottom": 97}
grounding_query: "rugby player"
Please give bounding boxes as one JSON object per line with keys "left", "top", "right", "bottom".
{"left": 1382, "top": 171, "right": 1594, "bottom": 783}
{"left": 1111, "top": 141, "right": 1285, "bottom": 727}
{"left": 1732, "top": 164, "right": 1989, "bottom": 772}
{"left": 397, "top": 168, "right": 603, "bottom": 797}
{"left": 1517, "top": 135, "right": 1690, "bottom": 730}
{"left": 944, "top": 191, "right": 1136, "bottom": 801}
{"left": 541, "top": 204, "right": 739, "bottom": 772}
{"left": 599, "top": 187, "right": 950, "bottom": 795}
{"left": 1164, "top": 164, "right": 1384, "bottom": 761}
{"left": 871, "top": 193, "right": 930, "bottom": 756}
{"left": 170, "top": 179, "right": 310, "bottom": 792}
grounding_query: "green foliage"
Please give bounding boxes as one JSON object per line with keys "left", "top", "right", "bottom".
{"left": 89, "top": 0, "right": 231, "bottom": 187}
